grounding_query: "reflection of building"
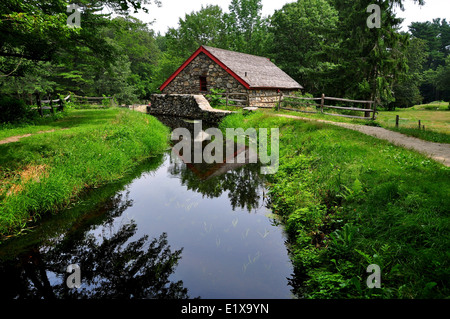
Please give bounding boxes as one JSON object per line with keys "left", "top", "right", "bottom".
{"left": 171, "top": 136, "right": 258, "bottom": 181}
{"left": 157, "top": 115, "right": 260, "bottom": 181}
{"left": 159, "top": 46, "right": 303, "bottom": 107}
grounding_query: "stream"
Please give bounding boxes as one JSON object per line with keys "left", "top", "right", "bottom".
{"left": 0, "top": 116, "right": 296, "bottom": 299}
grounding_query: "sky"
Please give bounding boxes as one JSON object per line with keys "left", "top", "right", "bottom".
{"left": 129, "top": 0, "right": 450, "bottom": 35}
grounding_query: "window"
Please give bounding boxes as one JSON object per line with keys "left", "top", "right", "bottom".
{"left": 199, "top": 76, "right": 207, "bottom": 92}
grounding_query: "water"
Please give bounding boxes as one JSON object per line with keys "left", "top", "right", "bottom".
{"left": 0, "top": 118, "right": 295, "bottom": 299}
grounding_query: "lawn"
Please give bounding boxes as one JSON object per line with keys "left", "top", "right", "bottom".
{"left": 0, "top": 108, "right": 170, "bottom": 238}
{"left": 220, "top": 111, "right": 449, "bottom": 299}
{"left": 376, "top": 103, "right": 450, "bottom": 143}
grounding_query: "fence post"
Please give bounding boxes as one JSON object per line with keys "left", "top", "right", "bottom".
{"left": 246, "top": 92, "right": 250, "bottom": 107}
{"left": 36, "top": 93, "right": 43, "bottom": 116}
{"left": 418, "top": 120, "right": 421, "bottom": 129}
{"left": 49, "top": 95, "right": 54, "bottom": 114}
{"left": 320, "top": 94, "right": 325, "bottom": 113}
{"left": 58, "top": 95, "right": 64, "bottom": 111}
{"left": 364, "top": 102, "right": 371, "bottom": 118}
{"left": 395, "top": 115, "right": 399, "bottom": 128}
{"left": 226, "top": 93, "right": 229, "bottom": 108}
{"left": 278, "top": 92, "right": 282, "bottom": 111}
{"left": 372, "top": 101, "right": 377, "bottom": 120}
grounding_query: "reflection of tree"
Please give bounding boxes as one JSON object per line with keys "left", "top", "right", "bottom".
{"left": 0, "top": 192, "right": 189, "bottom": 299}
{"left": 168, "top": 156, "right": 265, "bottom": 212}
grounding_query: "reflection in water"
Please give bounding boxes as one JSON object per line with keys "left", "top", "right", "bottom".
{"left": 168, "top": 155, "right": 263, "bottom": 212}
{"left": 0, "top": 192, "right": 189, "bottom": 299}
{"left": 163, "top": 115, "right": 264, "bottom": 212}
{"left": 0, "top": 116, "right": 295, "bottom": 299}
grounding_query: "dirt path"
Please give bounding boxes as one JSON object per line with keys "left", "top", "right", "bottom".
{"left": 0, "top": 128, "right": 69, "bottom": 145}
{"left": 275, "top": 114, "right": 450, "bottom": 167}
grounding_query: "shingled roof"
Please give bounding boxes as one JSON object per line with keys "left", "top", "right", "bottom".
{"left": 159, "top": 45, "right": 303, "bottom": 91}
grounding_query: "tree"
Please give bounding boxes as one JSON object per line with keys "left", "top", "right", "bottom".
{"left": 165, "top": 5, "right": 227, "bottom": 59}
{"left": 224, "top": 0, "right": 271, "bottom": 56}
{"left": 390, "top": 37, "right": 427, "bottom": 108}
{"left": 327, "top": 0, "right": 424, "bottom": 106}
{"left": 102, "top": 17, "right": 161, "bottom": 100}
{"left": 409, "top": 18, "right": 450, "bottom": 102}
{"left": 269, "top": 0, "right": 340, "bottom": 95}
{"left": 409, "top": 18, "right": 450, "bottom": 70}
{"left": 0, "top": 0, "right": 159, "bottom": 102}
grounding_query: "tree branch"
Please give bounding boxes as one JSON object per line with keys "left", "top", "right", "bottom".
{"left": 0, "top": 57, "right": 23, "bottom": 77}
{"left": 0, "top": 51, "right": 51, "bottom": 62}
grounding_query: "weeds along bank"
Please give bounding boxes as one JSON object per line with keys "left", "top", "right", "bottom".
{"left": 220, "top": 112, "right": 449, "bottom": 299}
{"left": 0, "top": 108, "right": 170, "bottom": 238}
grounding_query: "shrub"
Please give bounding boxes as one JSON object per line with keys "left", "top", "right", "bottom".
{"left": 206, "top": 88, "right": 226, "bottom": 108}
{"left": 0, "top": 96, "right": 30, "bottom": 123}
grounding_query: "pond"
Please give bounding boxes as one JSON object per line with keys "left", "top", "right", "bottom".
{"left": 0, "top": 116, "right": 296, "bottom": 299}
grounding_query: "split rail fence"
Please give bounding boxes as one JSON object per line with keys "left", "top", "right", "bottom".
{"left": 34, "top": 94, "right": 115, "bottom": 116}
{"left": 215, "top": 92, "right": 377, "bottom": 120}
{"left": 35, "top": 94, "right": 71, "bottom": 116}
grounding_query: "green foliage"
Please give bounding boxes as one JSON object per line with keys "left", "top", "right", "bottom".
{"left": 269, "top": 0, "right": 339, "bottom": 94}
{"left": 0, "top": 96, "right": 28, "bottom": 123}
{"left": 409, "top": 19, "right": 450, "bottom": 103}
{"left": 206, "top": 88, "right": 226, "bottom": 107}
{"left": 222, "top": 111, "right": 449, "bottom": 299}
{"left": 0, "top": 1, "right": 162, "bottom": 102}
{"left": 389, "top": 37, "right": 428, "bottom": 109}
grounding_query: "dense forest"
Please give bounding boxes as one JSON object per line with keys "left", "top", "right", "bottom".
{"left": 1, "top": 0, "right": 449, "bottom": 110}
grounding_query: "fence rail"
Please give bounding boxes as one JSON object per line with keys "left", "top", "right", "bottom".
{"left": 34, "top": 94, "right": 71, "bottom": 115}
{"left": 33, "top": 93, "right": 115, "bottom": 116}
{"left": 210, "top": 91, "right": 377, "bottom": 120}
{"left": 73, "top": 95, "right": 114, "bottom": 101}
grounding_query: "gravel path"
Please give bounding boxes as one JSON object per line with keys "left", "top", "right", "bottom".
{"left": 275, "top": 114, "right": 450, "bottom": 167}
{"left": 0, "top": 128, "right": 69, "bottom": 145}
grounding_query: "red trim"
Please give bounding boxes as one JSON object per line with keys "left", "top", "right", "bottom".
{"left": 159, "top": 46, "right": 251, "bottom": 91}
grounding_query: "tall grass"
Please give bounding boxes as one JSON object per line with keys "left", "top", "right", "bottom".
{"left": 0, "top": 108, "right": 169, "bottom": 238}
{"left": 221, "top": 112, "right": 450, "bottom": 298}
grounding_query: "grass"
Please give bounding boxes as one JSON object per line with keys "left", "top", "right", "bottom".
{"left": 376, "top": 105, "right": 450, "bottom": 144}
{"left": 0, "top": 107, "right": 170, "bottom": 239}
{"left": 220, "top": 111, "right": 449, "bottom": 299}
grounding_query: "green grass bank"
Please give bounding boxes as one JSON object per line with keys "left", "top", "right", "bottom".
{"left": 220, "top": 112, "right": 449, "bottom": 299}
{"left": 0, "top": 108, "right": 170, "bottom": 239}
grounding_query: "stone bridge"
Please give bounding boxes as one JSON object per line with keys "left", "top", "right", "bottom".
{"left": 148, "top": 94, "right": 232, "bottom": 123}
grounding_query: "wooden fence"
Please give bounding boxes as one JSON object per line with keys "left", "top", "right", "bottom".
{"left": 34, "top": 94, "right": 115, "bottom": 116}
{"left": 72, "top": 95, "right": 115, "bottom": 105}
{"left": 214, "top": 92, "right": 377, "bottom": 120}
{"left": 36, "top": 94, "right": 71, "bottom": 116}
{"left": 280, "top": 94, "right": 377, "bottom": 120}
{"left": 395, "top": 115, "right": 427, "bottom": 131}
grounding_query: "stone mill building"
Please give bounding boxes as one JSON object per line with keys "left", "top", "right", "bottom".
{"left": 158, "top": 45, "right": 303, "bottom": 107}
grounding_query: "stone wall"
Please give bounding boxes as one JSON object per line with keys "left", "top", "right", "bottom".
{"left": 148, "top": 94, "right": 232, "bottom": 123}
